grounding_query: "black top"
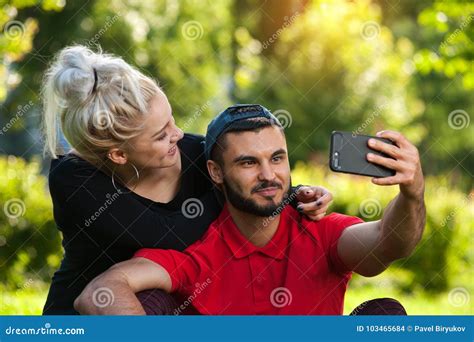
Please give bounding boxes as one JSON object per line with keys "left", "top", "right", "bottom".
{"left": 43, "top": 134, "right": 224, "bottom": 315}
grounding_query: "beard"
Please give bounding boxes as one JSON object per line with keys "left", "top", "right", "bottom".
{"left": 223, "top": 178, "right": 291, "bottom": 217}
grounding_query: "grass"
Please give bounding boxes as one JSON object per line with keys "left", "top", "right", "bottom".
{"left": 344, "top": 286, "right": 472, "bottom": 315}
{"left": 344, "top": 271, "right": 473, "bottom": 315}
{"left": 1, "top": 281, "right": 472, "bottom": 315}
{"left": 1, "top": 287, "right": 48, "bottom": 315}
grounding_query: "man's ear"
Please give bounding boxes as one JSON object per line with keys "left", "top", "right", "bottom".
{"left": 207, "top": 160, "right": 224, "bottom": 185}
{"left": 107, "top": 148, "right": 128, "bottom": 165}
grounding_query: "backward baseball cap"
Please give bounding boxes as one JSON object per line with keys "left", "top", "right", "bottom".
{"left": 204, "top": 104, "right": 282, "bottom": 160}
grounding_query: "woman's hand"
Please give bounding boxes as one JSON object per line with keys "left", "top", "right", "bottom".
{"left": 294, "top": 186, "right": 333, "bottom": 221}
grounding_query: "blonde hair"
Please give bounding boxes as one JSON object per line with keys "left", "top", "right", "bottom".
{"left": 41, "top": 45, "right": 160, "bottom": 165}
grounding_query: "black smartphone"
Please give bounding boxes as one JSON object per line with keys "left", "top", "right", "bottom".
{"left": 329, "top": 131, "right": 396, "bottom": 178}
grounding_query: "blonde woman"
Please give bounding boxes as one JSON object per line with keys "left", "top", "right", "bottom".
{"left": 41, "top": 45, "right": 333, "bottom": 314}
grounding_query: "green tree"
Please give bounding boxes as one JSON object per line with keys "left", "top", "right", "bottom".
{"left": 1, "top": 0, "right": 236, "bottom": 156}
{"left": 1, "top": 0, "right": 64, "bottom": 102}
{"left": 237, "top": 0, "right": 420, "bottom": 165}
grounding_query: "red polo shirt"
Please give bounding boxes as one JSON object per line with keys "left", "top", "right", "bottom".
{"left": 134, "top": 204, "right": 363, "bottom": 315}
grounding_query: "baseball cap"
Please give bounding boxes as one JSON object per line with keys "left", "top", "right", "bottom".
{"left": 204, "top": 104, "right": 282, "bottom": 160}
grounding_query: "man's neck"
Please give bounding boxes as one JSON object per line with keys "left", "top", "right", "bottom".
{"left": 227, "top": 204, "right": 281, "bottom": 247}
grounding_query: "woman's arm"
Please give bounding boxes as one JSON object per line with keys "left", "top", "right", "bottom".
{"left": 292, "top": 185, "right": 333, "bottom": 221}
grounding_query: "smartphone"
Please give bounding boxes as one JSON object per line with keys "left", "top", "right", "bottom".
{"left": 329, "top": 131, "right": 396, "bottom": 178}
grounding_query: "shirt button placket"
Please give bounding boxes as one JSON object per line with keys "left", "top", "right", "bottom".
{"left": 250, "top": 254, "right": 267, "bottom": 307}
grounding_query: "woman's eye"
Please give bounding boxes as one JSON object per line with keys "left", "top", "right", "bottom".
{"left": 157, "top": 133, "right": 167, "bottom": 141}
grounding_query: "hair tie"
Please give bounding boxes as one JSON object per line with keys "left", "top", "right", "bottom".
{"left": 91, "top": 68, "right": 98, "bottom": 93}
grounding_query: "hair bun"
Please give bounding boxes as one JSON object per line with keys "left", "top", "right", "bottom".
{"left": 51, "top": 46, "right": 96, "bottom": 105}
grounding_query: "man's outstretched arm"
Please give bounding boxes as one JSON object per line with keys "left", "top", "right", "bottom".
{"left": 74, "top": 257, "right": 172, "bottom": 315}
{"left": 337, "top": 130, "right": 426, "bottom": 277}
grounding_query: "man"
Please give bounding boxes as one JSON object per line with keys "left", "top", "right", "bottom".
{"left": 74, "top": 104, "right": 425, "bottom": 315}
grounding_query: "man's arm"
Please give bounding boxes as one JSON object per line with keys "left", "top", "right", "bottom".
{"left": 337, "top": 130, "right": 426, "bottom": 277}
{"left": 74, "top": 257, "right": 172, "bottom": 315}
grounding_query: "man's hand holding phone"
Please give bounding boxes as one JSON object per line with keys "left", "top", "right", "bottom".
{"left": 366, "top": 130, "right": 424, "bottom": 200}
{"left": 331, "top": 130, "right": 426, "bottom": 278}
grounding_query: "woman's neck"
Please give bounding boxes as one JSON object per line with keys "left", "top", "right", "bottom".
{"left": 70, "top": 149, "right": 182, "bottom": 203}
{"left": 133, "top": 159, "right": 182, "bottom": 203}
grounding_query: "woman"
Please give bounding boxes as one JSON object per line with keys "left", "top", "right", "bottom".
{"left": 41, "top": 45, "right": 333, "bottom": 315}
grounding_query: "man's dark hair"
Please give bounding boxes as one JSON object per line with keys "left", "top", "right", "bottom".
{"left": 210, "top": 117, "right": 284, "bottom": 166}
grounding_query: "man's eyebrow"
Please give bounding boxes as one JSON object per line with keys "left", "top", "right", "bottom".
{"left": 272, "top": 149, "right": 287, "bottom": 157}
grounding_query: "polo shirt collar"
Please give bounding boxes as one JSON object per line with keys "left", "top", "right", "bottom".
{"left": 217, "top": 204, "right": 294, "bottom": 260}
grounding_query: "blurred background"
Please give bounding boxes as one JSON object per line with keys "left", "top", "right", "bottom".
{"left": 0, "top": 0, "right": 472, "bottom": 314}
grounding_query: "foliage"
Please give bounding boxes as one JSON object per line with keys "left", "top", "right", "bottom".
{"left": 416, "top": 1, "right": 474, "bottom": 89}
{"left": 234, "top": 0, "right": 473, "bottom": 182}
{"left": 0, "top": 155, "right": 61, "bottom": 289}
{"left": 0, "top": 0, "right": 64, "bottom": 101}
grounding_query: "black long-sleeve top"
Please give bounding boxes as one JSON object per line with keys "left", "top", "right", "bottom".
{"left": 43, "top": 134, "right": 224, "bottom": 314}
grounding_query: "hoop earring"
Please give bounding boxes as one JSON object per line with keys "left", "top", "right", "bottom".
{"left": 111, "top": 163, "right": 140, "bottom": 194}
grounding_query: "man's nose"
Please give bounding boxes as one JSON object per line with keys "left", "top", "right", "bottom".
{"left": 258, "top": 162, "right": 276, "bottom": 181}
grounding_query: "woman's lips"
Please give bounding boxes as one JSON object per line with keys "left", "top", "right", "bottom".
{"left": 168, "top": 145, "right": 177, "bottom": 155}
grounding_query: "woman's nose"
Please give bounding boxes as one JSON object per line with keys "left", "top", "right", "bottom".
{"left": 171, "top": 125, "right": 184, "bottom": 142}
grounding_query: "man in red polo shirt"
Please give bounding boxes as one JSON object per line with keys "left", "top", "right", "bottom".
{"left": 75, "top": 104, "right": 425, "bottom": 315}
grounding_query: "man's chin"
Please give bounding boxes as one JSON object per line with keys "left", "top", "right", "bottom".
{"left": 253, "top": 194, "right": 284, "bottom": 207}
{"left": 251, "top": 206, "right": 281, "bottom": 217}
{"left": 250, "top": 199, "right": 285, "bottom": 217}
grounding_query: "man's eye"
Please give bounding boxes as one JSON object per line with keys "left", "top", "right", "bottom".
{"left": 272, "top": 156, "right": 283, "bottom": 162}
{"left": 242, "top": 161, "right": 255, "bottom": 166}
